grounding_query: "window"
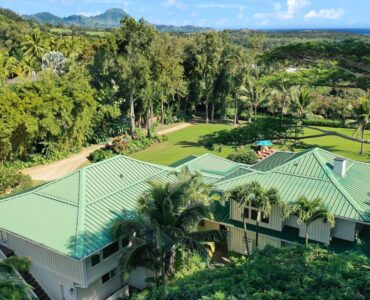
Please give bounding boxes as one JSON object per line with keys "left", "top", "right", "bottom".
{"left": 220, "top": 224, "right": 227, "bottom": 231}
{"left": 0, "top": 230, "right": 8, "bottom": 244}
{"left": 91, "top": 254, "right": 100, "bottom": 267}
{"left": 323, "top": 218, "right": 328, "bottom": 224}
{"left": 243, "top": 208, "right": 249, "bottom": 218}
{"left": 102, "top": 241, "right": 119, "bottom": 259}
{"left": 122, "top": 237, "right": 130, "bottom": 248}
{"left": 101, "top": 272, "right": 110, "bottom": 284}
{"left": 261, "top": 215, "right": 270, "bottom": 224}
{"left": 101, "top": 268, "right": 117, "bottom": 284}
{"left": 251, "top": 210, "right": 258, "bottom": 221}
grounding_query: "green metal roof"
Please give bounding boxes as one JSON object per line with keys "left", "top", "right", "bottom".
{"left": 0, "top": 148, "right": 369, "bottom": 260}
{"left": 216, "top": 148, "right": 370, "bottom": 223}
{"left": 175, "top": 153, "right": 244, "bottom": 177}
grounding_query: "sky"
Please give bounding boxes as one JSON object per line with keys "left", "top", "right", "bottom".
{"left": 3, "top": 0, "right": 370, "bottom": 29}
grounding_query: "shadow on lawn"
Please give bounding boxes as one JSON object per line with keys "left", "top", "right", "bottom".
{"left": 175, "top": 141, "right": 201, "bottom": 148}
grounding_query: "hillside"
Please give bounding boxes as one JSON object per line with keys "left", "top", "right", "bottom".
{"left": 23, "top": 8, "right": 210, "bottom": 32}
{"left": 24, "top": 8, "right": 129, "bottom": 28}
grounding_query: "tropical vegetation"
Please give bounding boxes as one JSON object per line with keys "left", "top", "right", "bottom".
{"left": 133, "top": 245, "right": 370, "bottom": 299}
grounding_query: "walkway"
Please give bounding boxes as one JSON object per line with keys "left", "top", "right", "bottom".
{"left": 22, "top": 122, "right": 193, "bottom": 181}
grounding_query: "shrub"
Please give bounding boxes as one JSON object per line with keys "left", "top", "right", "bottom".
{"left": 0, "top": 166, "right": 32, "bottom": 196}
{"left": 227, "top": 148, "right": 258, "bottom": 165}
{"left": 88, "top": 148, "right": 116, "bottom": 163}
{"left": 136, "top": 245, "right": 370, "bottom": 300}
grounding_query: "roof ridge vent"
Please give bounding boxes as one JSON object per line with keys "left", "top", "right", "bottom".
{"left": 333, "top": 157, "right": 347, "bottom": 177}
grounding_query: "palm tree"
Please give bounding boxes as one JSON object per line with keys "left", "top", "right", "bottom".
{"left": 243, "top": 182, "right": 280, "bottom": 249}
{"left": 291, "top": 196, "right": 335, "bottom": 246}
{"left": 291, "top": 86, "right": 312, "bottom": 119}
{"left": 0, "top": 256, "right": 32, "bottom": 300}
{"left": 21, "top": 30, "right": 47, "bottom": 60}
{"left": 172, "top": 166, "right": 211, "bottom": 205}
{"left": 270, "top": 82, "right": 291, "bottom": 118}
{"left": 111, "top": 178, "right": 222, "bottom": 295}
{"left": 228, "top": 182, "right": 282, "bottom": 251}
{"left": 226, "top": 186, "right": 251, "bottom": 255}
{"left": 350, "top": 95, "right": 370, "bottom": 155}
{"left": 245, "top": 77, "right": 270, "bottom": 121}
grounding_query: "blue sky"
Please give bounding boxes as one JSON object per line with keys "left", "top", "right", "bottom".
{"left": 3, "top": 0, "right": 370, "bottom": 29}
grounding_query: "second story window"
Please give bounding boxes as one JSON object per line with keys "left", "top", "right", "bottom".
{"left": 101, "top": 268, "right": 118, "bottom": 284}
{"left": 240, "top": 202, "right": 270, "bottom": 225}
{"left": 102, "top": 241, "right": 119, "bottom": 259}
{"left": 91, "top": 254, "right": 100, "bottom": 267}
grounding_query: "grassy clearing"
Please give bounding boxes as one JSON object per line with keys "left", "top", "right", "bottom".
{"left": 297, "top": 127, "right": 370, "bottom": 162}
{"left": 131, "top": 123, "right": 370, "bottom": 165}
{"left": 131, "top": 123, "right": 235, "bottom": 165}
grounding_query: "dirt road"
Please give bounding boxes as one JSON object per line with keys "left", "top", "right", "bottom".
{"left": 22, "top": 122, "right": 193, "bottom": 181}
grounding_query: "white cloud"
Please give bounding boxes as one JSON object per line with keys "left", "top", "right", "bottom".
{"left": 196, "top": 3, "right": 244, "bottom": 10}
{"left": 305, "top": 8, "right": 344, "bottom": 20}
{"left": 164, "top": 0, "right": 188, "bottom": 10}
{"left": 255, "top": 0, "right": 310, "bottom": 21}
{"left": 77, "top": 10, "right": 102, "bottom": 17}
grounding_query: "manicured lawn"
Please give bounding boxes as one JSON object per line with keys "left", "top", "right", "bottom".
{"left": 297, "top": 126, "right": 370, "bottom": 162}
{"left": 131, "top": 123, "right": 235, "bottom": 165}
{"left": 131, "top": 123, "right": 370, "bottom": 165}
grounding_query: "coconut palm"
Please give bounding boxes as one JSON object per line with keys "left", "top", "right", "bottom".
{"left": 111, "top": 178, "right": 223, "bottom": 295}
{"left": 21, "top": 30, "right": 47, "bottom": 60}
{"left": 291, "top": 86, "right": 312, "bottom": 119}
{"left": 0, "top": 256, "right": 32, "bottom": 300}
{"left": 350, "top": 95, "right": 370, "bottom": 155}
{"left": 172, "top": 166, "right": 211, "bottom": 205}
{"left": 291, "top": 196, "right": 335, "bottom": 246}
{"left": 228, "top": 182, "right": 282, "bottom": 251}
{"left": 243, "top": 182, "right": 280, "bottom": 248}
{"left": 245, "top": 77, "right": 270, "bottom": 121}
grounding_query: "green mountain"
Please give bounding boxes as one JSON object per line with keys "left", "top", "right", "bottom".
{"left": 24, "top": 8, "right": 130, "bottom": 28}
{"left": 23, "top": 8, "right": 211, "bottom": 32}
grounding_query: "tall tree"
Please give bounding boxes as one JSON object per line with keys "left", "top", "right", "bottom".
{"left": 291, "top": 86, "right": 312, "bottom": 119}
{"left": 185, "top": 32, "right": 223, "bottom": 123}
{"left": 21, "top": 29, "right": 47, "bottom": 61}
{"left": 350, "top": 94, "right": 370, "bottom": 155}
{"left": 291, "top": 196, "right": 335, "bottom": 246}
{"left": 115, "top": 17, "right": 156, "bottom": 138}
{"left": 111, "top": 176, "right": 222, "bottom": 296}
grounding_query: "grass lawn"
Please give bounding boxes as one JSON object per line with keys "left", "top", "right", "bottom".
{"left": 131, "top": 123, "right": 370, "bottom": 165}
{"left": 131, "top": 123, "right": 235, "bottom": 165}
{"left": 296, "top": 126, "right": 370, "bottom": 162}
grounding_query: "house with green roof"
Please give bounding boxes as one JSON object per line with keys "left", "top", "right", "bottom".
{"left": 0, "top": 149, "right": 369, "bottom": 299}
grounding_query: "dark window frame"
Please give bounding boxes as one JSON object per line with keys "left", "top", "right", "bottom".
{"left": 91, "top": 254, "right": 100, "bottom": 267}
{"left": 102, "top": 241, "right": 119, "bottom": 259}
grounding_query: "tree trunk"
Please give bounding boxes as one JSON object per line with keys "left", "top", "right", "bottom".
{"left": 360, "top": 130, "right": 365, "bottom": 155}
{"left": 176, "top": 94, "right": 181, "bottom": 114}
{"left": 234, "top": 99, "right": 238, "bottom": 126}
{"left": 146, "top": 106, "right": 151, "bottom": 139}
{"left": 205, "top": 95, "right": 209, "bottom": 124}
{"left": 211, "top": 102, "right": 215, "bottom": 122}
{"left": 129, "top": 92, "right": 136, "bottom": 139}
{"left": 161, "top": 98, "right": 164, "bottom": 124}
{"left": 243, "top": 215, "right": 250, "bottom": 256}
{"left": 256, "top": 210, "right": 261, "bottom": 249}
{"left": 254, "top": 105, "right": 258, "bottom": 121}
{"left": 305, "top": 225, "right": 309, "bottom": 246}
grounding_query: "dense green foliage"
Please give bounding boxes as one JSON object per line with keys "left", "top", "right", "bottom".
{"left": 134, "top": 245, "right": 370, "bottom": 300}
{"left": 111, "top": 171, "right": 222, "bottom": 294}
{"left": 226, "top": 148, "right": 258, "bottom": 165}
{"left": 0, "top": 166, "right": 32, "bottom": 196}
{"left": 1, "top": 8, "right": 369, "bottom": 166}
{"left": 0, "top": 256, "right": 32, "bottom": 300}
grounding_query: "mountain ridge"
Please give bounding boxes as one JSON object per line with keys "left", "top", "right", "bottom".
{"left": 23, "top": 8, "right": 212, "bottom": 32}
